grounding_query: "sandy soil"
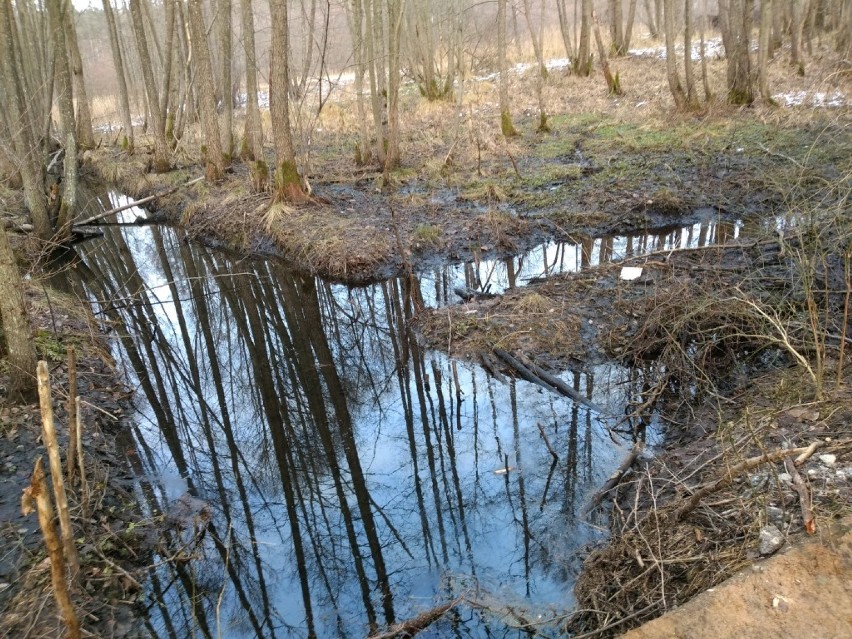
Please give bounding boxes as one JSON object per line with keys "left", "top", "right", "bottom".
{"left": 620, "top": 517, "right": 852, "bottom": 639}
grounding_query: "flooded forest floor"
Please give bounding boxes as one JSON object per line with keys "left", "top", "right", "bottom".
{"left": 2, "top": 55, "right": 852, "bottom": 637}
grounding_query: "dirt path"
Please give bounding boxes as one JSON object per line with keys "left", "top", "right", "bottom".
{"left": 620, "top": 517, "right": 852, "bottom": 639}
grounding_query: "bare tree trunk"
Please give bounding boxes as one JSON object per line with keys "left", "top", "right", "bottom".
{"left": 346, "top": 0, "right": 372, "bottom": 164}
{"left": 593, "top": 11, "right": 623, "bottom": 94}
{"left": 498, "top": 0, "right": 518, "bottom": 136}
{"left": 0, "top": 0, "right": 50, "bottom": 238}
{"left": 129, "top": 0, "right": 170, "bottom": 171}
{"left": 664, "top": 0, "right": 688, "bottom": 107}
{"left": 364, "top": 0, "right": 387, "bottom": 166}
{"left": 159, "top": 0, "right": 176, "bottom": 144}
{"left": 683, "top": 0, "right": 698, "bottom": 106}
{"left": 102, "top": 0, "right": 134, "bottom": 151}
{"left": 64, "top": 5, "right": 95, "bottom": 149}
{"left": 723, "top": 0, "right": 755, "bottom": 103}
{"left": 187, "top": 0, "right": 224, "bottom": 180}
{"left": 556, "top": 0, "right": 576, "bottom": 58}
{"left": 384, "top": 0, "right": 404, "bottom": 170}
{"left": 269, "top": 0, "right": 306, "bottom": 200}
{"left": 522, "top": 0, "right": 549, "bottom": 131}
{"left": 47, "top": 0, "right": 78, "bottom": 238}
{"left": 0, "top": 224, "right": 36, "bottom": 400}
{"left": 218, "top": 0, "right": 233, "bottom": 157}
{"left": 240, "top": 0, "right": 262, "bottom": 162}
{"left": 610, "top": 0, "right": 625, "bottom": 53}
{"left": 624, "top": 0, "right": 638, "bottom": 51}
{"left": 699, "top": 0, "right": 713, "bottom": 100}
{"left": 790, "top": 0, "right": 804, "bottom": 70}
{"left": 644, "top": 0, "right": 659, "bottom": 36}
{"left": 576, "top": 0, "right": 593, "bottom": 75}
{"left": 757, "top": 0, "right": 774, "bottom": 101}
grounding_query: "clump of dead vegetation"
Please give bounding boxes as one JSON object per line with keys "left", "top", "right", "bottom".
{"left": 563, "top": 371, "right": 852, "bottom": 637}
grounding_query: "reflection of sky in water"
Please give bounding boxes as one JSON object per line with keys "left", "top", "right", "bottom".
{"left": 419, "top": 216, "right": 746, "bottom": 306}
{"left": 72, "top": 197, "right": 669, "bottom": 638}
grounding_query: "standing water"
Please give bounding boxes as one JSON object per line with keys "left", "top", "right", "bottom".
{"left": 61, "top": 195, "right": 741, "bottom": 639}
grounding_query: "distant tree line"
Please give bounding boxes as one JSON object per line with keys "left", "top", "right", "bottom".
{"left": 1, "top": 0, "right": 850, "bottom": 240}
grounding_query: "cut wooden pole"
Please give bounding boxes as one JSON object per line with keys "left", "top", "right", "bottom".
{"left": 66, "top": 347, "right": 77, "bottom": 483}
{"left": 37, "top": 361, "right": 80, "bottom": 579}
{"left": 21, "top": 459, "right": 82, "bottom": 639}
{"left": 75, "top": 397, "right": 89, "bottom": 519}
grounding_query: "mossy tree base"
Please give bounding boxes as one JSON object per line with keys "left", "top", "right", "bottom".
{"left": 274, "top": 160, "right": 307, "bottom": 202}
{"left": 501, "top": 110, "right": 519, "bottom": 138}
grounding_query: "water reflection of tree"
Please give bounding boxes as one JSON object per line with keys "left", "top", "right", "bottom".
{"left": 68, "top": 216, "right": 646, "bottom": 638}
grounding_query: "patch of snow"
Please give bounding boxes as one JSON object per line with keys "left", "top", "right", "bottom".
{"left": 630, "top": 37, "right": 725, "bottom": 61}
{"left": 772, "top": 90, "right": 846, "bottom": 108}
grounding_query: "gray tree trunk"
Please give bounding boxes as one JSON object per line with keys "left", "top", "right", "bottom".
{"left": 102, "top": 0, "right": 134, "bottom": 151}
{"left": 269, "top": 0, "right": 305, "bottom": 200}
{"left": 187, "top": 0, "right": 224, "bottom": 180}
{"left": 129, "top": 0, "right": 170, "bottom": 171}
{"left": 0, "top": 224, "right": 37, "bottom": 400}
{"left": 0, "top": 0, "right": 50, "bottom": 238}
{"left": 498, "top": 0, "right": 518, "bottom": 136}
{"left": 47, "top": 0, "right": 78, "bottom": 238}
{"left": 240, "top": 0, "right": 263, "bottom": 161}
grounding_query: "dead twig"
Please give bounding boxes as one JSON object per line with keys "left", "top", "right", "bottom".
{"left": 673, "top": 444, "right": 818, "bottom": 521}
{"left": 784, "top": 457, "right": 816, "bottom": 534}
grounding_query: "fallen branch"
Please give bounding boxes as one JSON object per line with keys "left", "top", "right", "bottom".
{"left": 493, "top": 348, "right": 609, "bottom": 415}
{"left": 538, "top": 423, "right": 560, "bottom": 461}
{"left": 584, "top": 441, "right": 644, "bottom": 515}
{"left": 367, "top": 597, "right": 462, "bottom": 639}
{"left": 73, "top": 175, "right": 204, "bottom": 227}
{"left": 784, "top": 458, "right": 816, "bottom": 534}
{"left": 673, "top": 445, "right": 817, "bottom": 521}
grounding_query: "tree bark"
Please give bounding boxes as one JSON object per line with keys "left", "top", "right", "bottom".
{"left": 102, "top": 0, "right": 134, "bottom": 151}
{"left": 498, "top": 0, "right": 518, "bottom": 136}
{"left": 0, "top": 224, "right": 36, "bottom": 400}
{"left": 0, "top": 0, "right": 51, "bottom": 239}
{"left": 757, "top": 0, "right": 774, "bottom": 102}
{"left": 576, "top": 0, "right": 593, "bottom": 75}
{"left": 346, "top": 0, "right": 372, "bottom": 164}
{"left": 129, "top": 0, "right": 171, "bottom": 171}
{"left": 64, "top": 5, "right": 95, "bottom": 149}
{"left": 240, "top": 0, "right": 263, "bottom": 162}
{"left": 269, "top": 0, "right": 306, "bottom": 200}
{"left": 723, "top": 0, "right": 755, "bottom": 104}
{"left": 384, "top": 0, "right": 404, "bottom": 170}
{"left": 218, "top": 0, "right": 233, "bottom": 156}
{"left": 46, "top": 0, "right": 78, "bottom": 238}
{"left": 664, "top": 0, "right": 687, "bottom": 107}
{"left": 683, "top": 0, "right": 699, "bottom": 106}
{"left": 187, "top": 0, "right": 225, "bottom": 180}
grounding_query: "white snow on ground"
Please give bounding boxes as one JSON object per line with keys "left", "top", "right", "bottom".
{"left": 629, "top": 38, "right": 726, "bottom": 61}
{"left": 772, "top": 90, "right": 846, "bottom": 108}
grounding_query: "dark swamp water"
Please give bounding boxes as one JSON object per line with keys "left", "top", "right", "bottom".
{"left": 58, "top": 195, "right": 768, "bottom": 639}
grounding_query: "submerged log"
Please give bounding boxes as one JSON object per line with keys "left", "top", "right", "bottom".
{"left": 583, "top": 441, "right": 644, "bottom": 515}
{"left": 493, "top": 348, "right": 609, "bottom": 416}
{"left": 367, "top": 597, "right": 462, "bottom": 639}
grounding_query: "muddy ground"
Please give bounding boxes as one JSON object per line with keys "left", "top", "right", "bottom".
{"left": 2, "top": 48, "right": 851, "bottom": 638}
{"left": 0, "top": 286, "right": 152, "bottom": 637}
